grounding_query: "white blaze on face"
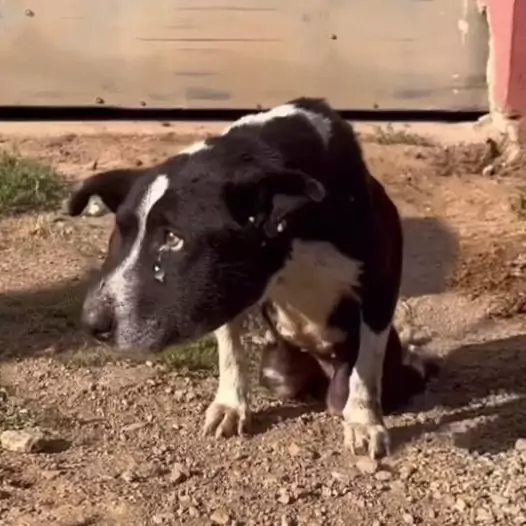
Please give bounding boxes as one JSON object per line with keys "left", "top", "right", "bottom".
{"left": 105, "top": 174, "right": 169, "bottom": 344}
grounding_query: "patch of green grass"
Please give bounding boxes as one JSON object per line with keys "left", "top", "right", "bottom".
{"left": 160, "top": 336, "right": 218, "bottom": 372}
{"left": 0, "top": 151, "right": 65, "bottom": 215}
{"left": 366, "top": 124, "right": 436, "bottom": 147}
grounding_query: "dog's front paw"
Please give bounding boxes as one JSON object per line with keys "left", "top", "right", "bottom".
{"left": 343, "top": 403, "right": 390, "bottom": 459}
{"left": 202, "top": 401, "right": 251, "bottom": 438}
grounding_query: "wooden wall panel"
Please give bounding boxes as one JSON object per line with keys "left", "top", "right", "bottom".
{"left": 0, "top": 0, "right": 489, "bottom": 110}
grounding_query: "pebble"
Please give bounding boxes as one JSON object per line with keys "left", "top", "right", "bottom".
{"left": 374, "top": 470, "right": 392, "bottom": 481}
{"left": 402, "top": 513, "right": 415, "bottom": 524}
{"left": 399, "top": 466, "right": 416, "bottom": 481}
{"left": 121, "top": 469, "right": 140, "bottom": 483}
{"left": 514, "top": 438, "right": 526, "bottom": 452}
{"left": 278, "top": 489, "right": 292, "bottom": 505}
{"left": 210, "top": 508, "right": 231, "bottom": 525}
{"left": 41, "top": 469, "right": 61, "bottom": 480}
{"left": 0, "top": 429, "right": 57, "bottom": 453}
{"left": 169, "top": 463, "right": 190, "bottom": 485}
{"left": 482, "top": 164, "right": 495, "bottom": 177}
{"left": 356, "top": 457, "right": 378, "bottom": 474}
{"left": 288, "top": 443, "right": 301, "bottom": 457}
{"left": 84, "top": 196, "right": 108, "bottom": 217}
{"left": 475, "top": 508, "right": 493, "bottom": 523}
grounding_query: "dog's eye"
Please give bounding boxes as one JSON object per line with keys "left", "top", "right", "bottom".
{"left": 164, "top": 231, "right": 184, "bottom": 252}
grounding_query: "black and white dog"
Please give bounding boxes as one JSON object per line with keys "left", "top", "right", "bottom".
{"left": 68, "top": 98, "right": 436, "bottom": 458}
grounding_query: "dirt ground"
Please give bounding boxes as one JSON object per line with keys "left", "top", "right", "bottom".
{"left": 1, "top": 122, "right": 526, "bottom": 526}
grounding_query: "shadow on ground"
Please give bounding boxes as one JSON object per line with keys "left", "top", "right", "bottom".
{"left": 0, "top": 216, "right": 459, "bottom": 361}
{"left": 0, "top": 274, "right": 94, "bottom": 361}
{"left": 392, "top": 333, "right": 526, "bottom": 455}
{"left": 400, "top": 216, "right": 459, "bottom": 298}
{"left": 4, "top": 213, "right": 524, "bottom": 455}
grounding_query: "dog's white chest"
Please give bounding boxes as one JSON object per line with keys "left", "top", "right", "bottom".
{"left": 265, "top": 240, "right": 362, "bottom": 353}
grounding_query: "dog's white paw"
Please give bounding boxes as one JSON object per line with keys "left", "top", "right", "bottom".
{"left": 343, "top": 404, "right": 390, "bottom": 459}
{"left": 202, "top": 401, "right": 250, "bottom": 438}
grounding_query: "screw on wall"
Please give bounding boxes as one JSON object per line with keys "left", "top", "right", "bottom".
{"left": 140, "top": 101, "right": 147, "bottom": 107}
{"left": 24, "top": 9, "right": 35, "bottom": 17}
{"left": 330, "top": 34, "right": 338, "bottom": 40}
{"left": 95, "top": 97, "right": 105, "bottom": 105}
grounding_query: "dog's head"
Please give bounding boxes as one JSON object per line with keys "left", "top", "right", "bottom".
{"left": 69, "top": 145, "right": 325, "bottom": 351}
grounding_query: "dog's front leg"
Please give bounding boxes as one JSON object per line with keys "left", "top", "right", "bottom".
{"left": 203, "top": 318, "right": 251, "bottom": 438}
{"left": 342, "top": 313, "right": 391, "bottom": 459}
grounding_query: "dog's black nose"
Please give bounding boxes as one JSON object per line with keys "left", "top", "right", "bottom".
{"left": 81, "top": 295, "right": 115, "bottom": 342}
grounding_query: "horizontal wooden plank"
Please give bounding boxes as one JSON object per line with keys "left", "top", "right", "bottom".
{"left": 0, "top": 0, "right": 489, "bottom": 110}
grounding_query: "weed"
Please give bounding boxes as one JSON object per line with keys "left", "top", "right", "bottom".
{"left": 0, "top": 151, "right": 65, "bottom": 215}
{"left": 160, "top": 336, "right": 218, "bottom": 372}
{"left": 366, "top": 124, "right": 436, "bottom": 147}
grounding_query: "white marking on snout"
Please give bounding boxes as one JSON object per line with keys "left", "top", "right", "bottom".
{"left": 105, "top": 174, "right": 169, "bottom": 345}
{"left": 265, "top": 240, "right": 361, "bottom": 353}
{"left": 226, "top": 104, "right": 332, "bottom": 147}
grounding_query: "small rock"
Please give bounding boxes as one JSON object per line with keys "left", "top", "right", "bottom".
{"left": 515, "top": 438, "right": 526, "bottom": 452}
{"left": 490, "top": 494, "right": 509, "bottom": 506}
{"left": 475, "top": 508, "right": 494, "bottom": 523}
{"left": 321, "top": 486, "right": 332, "bottom": 498}
{"left": 281, "top": 515, "right": 296, "bottom": 526}
{"left": 169, "top": 462, "right": 190, "bottom": 484}
{"left": 356, "top": 457, "right": 378, "bottom": 474}
{"left": 121, "top": 422, "right": 147, "bottom": 433}
{"left": 482, "top": 164, "right": 495, "bottom": 177}
{"left": 41, "top": 469, "right": 61, "bottom": 480}
{"left": 210, "top": 508, "right": 231, "bottom": 525}
{"left": 0, "top": 429, "right": 60, "bottom": 453}
{"left": 152, "top": 513, "right": 176, "bottom": 525}
{"left": 278, "top": 488, "right": 292, "bottom": 505}
{"left": 374, "top": 470, "right": 392, "bottom": 481}
{"left": 288, "top": 443, "right": 301, "bottom": 457}
{"left": 331, "top": 471, "right": 350, "bottom": 484}
{"left": 188, "top": 506, "right": 200, "bottom": 518}
{"left": 173, "top": 390, "right": 186, "bottom": 402}
{"left": 402, "top": 513, "right": 415, "bottom": 524}
{"left": 454, "top": 498, "right": 468, "bottom": 512}
{"left": 399, "top": 466, "right": 416, "bottom": 481}
{"left": 121, "top": 470, "right": 140, "bottom": 483}
{"left": 84, "top": 196, "right": 108, "bottom": 217}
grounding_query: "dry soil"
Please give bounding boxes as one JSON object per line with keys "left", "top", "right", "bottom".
{"left": 0, "top": 122, "right": 526, "bottom": 526}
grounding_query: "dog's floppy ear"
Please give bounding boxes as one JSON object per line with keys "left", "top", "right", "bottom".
{"left": 224, "top": 169, "right": 325, "bottom": 237}
{"left": 68, "top": 167, "right": 148, "bottom": 216}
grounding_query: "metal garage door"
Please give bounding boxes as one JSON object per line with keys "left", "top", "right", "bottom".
{"left": 0, "top": 0, "right": 489, "bottom": 110}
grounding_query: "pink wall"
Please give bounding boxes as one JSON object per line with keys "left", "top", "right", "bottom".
{"left": 484, "top": 0, "right": 526, "bottom": 123}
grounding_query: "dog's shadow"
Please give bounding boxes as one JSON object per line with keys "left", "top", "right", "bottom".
{"left": 254, "top": 335, "right": 526, "bottom": 456}
{"left": 390, "top": 334, "right": 526, "bottom": 455}
{"left": 400, "top": 215, "right": 459, "bottom": 298}
{"left": 0, "top": 274, "right": 95, "bottom": 361}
